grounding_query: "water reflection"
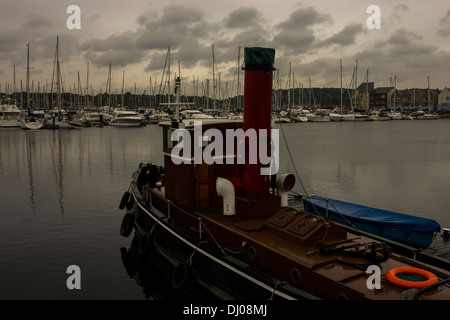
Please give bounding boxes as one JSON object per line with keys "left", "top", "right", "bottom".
{"left": 25, "top": 131, "right": 37, "bottom": 214}
{"left": 49, "top": 131, "right": 65, "bottom": 216}
{"left": 120, "top": 235, "right": 218, "bottom": 300}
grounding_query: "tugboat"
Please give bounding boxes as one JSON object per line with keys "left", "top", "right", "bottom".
{"left": 119, "top": 47, "right": 450, "bottom": 300}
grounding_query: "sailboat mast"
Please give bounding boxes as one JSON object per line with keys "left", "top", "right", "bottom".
{"left": 86, "top": 62, "right": 89, "bottom": 110}
{"left": 168, "top": 46, "right": 171, "bottom": 106}
{"left": 212, "top": 45, "right": 216, "bottom": 111}
{"left": 428, "top": 76, "right": 431, "bottom": 113}
{"left": 121, "top": 71, "right": 125, "bottom": 108}
{"left": 366, "top": 69, "right": 369, "bottom": 110}
{"left": 26, "top": 42, "right": 30, "bottom": 110}
{"left": 108, "top": 63, "right": 112, "bottom": 108}
{"left": 288, "top": 62, "right": 291, "bottom": 109}
{"left": 394, "top": 75, "right": 397, "bottom": 109}
{"left": 237, "top": 47, "right": 241, "bottom": 109}
{"left": 340, "top": 59, "right": 343, "bottom": 112}
{"left": 13, "top": 65, "right": 16, "bottom": 102}
{"left": 56, "top": 36, "right": 62, "bottom": 113}
{"left": 354, "top": 60, "right": 358, "bottom": 109}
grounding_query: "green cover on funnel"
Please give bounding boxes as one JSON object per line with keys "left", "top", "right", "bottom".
{"left": 244, "top": 47, "right": 275, "bottom": 66}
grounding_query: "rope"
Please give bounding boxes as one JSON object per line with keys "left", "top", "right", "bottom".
{"left": 200, "top": 220, "right": 227, "bottom": 256}
{"left": 269, "top": 281, "right": 288, "bottom": 300}
{"left": 278, "top": 122, "right": 326, "bottom": 221}
{"left": 279, "top": 122, "right": 360, "bottom": 233}
{"left": 186, "top": 240, "right": 208, "bottom": 266}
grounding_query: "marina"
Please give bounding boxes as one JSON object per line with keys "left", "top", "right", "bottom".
{"left": 2, "top": 1, "right": 450, "bottom": 311}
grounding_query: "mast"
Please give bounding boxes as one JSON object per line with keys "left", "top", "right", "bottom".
{"left": 428, "top": 76, "right": 431, "bottom": 114}
{"left": 212, "top": 45, "right": 216, "bottom": 111}
{"left": 237, "top": 46, "right": 241, "bottom": 109}
{"left": 13, "top": 65, "right": 16, "bottom": 102}
{"left": 394, "top": 75, "right": 397, "bottom": 110}
{"left": 288, "top": 62, "right": 291, "bottom": 109}
{"left": 121, "top": 71, "right": 125, "bottom": 108}
{"left": 366, "top": 69, "right": 369, "bottom": 110}
{"left": 56, "top": 36, "right": 62, "bottom": 113}
{"left": 168, "top": 46, "right": 171, "bottom": 106}
{"left": 86, "top": 62, "right": 89, "bottom": 110}
{"left": 77, "top": 71, "right": 81, "bottom": 111}
{"left": 308, "top": 77, "right": 311, "bottom": 108}
{"left": 107, "top": 63, "right": 112, "bottom": 108}
{"left": 26, "top": 42, "right": 30, "bottom": 110}
{"left": 340, "top": 59, "right": 343, "bottom": 113}
{"left": 354, "top": 60, "right": 358, "bottom": 109}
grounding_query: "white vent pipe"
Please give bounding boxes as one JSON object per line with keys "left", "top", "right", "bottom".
{"left": 216, "top": 177, "right": 236, "bottom": 216}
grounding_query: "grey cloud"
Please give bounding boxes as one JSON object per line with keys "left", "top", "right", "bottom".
{"left": 438, "top": 10, "right": 450, "bottom": 37}
{"left": 224, "top": 7, "right": 264, "bottom": 29}
{"left": 81, "top": 5, "right": 212, "bottom": 70}
{"left": 386, "top": 29, "right": 435, "bottom": 56}
{"left": 275, "top": 6, "right": 332, "bottom": 30}
{"left": 317, "top": 23, "right": 365, "bottom": 48}
{"left": 272, "top": 7, "right": 332, "bottom": 53}
{"left": 21, "top": 13, "right": 55, "bottom": 30}
{"left": 81, "top": 32, "right": 137, "bottom": 51}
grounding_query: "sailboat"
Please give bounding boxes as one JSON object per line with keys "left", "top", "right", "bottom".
{"left": 388, "top": 76, "right": 401, "bottom": 120}
{"left": 424, "top": 76, "right": 439, "bottom": 120}
{"left": 47, "top": 36, "right": 80, "bottom": 129}
{"left": 338, "top": 60, "right": 355, "bottom": 121}
{"left": 20, "top": 42, "right": 43, "bottom": 130}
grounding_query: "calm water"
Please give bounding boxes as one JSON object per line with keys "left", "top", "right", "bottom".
{"left": 1, "top": 120, "right": 450, "bottom": 299}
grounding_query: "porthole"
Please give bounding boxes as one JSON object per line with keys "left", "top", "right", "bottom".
{"left": 249, "top": 246, "right": 257, "bottom": 260}
{"left": 291, "top": 268, "right": 301, "bottom": 284}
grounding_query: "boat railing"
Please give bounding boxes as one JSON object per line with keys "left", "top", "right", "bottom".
{"left": 164, "top": 198, "right": 227, "bottom": 256}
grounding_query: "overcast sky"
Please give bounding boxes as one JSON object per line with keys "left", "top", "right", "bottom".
{"left": 1, "top": 0, "right": 449, "bottom": 96}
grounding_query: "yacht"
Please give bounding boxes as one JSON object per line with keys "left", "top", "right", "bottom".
{"left": 289, "top": 108, "right": 309, "bottom": 122}
{"left": 388, "top": 110, "right": 402, "bottom": 120}
{"left": 0, "top": 99, "right": 21, "bottom": 128}
{"left": 329, "top": 112, "right": 343, "bottom": 122}
{"left": 180, "top": 109, "right": 214, "bottom": 120}
{"left": 20, "top": 110, "right": 45, "bottom": 130}
{"left": 110, "top": 110, "right": 145, "bottom": 127}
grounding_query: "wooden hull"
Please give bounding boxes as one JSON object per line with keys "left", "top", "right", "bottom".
{"left": 124, "top": 181, "right": 316, "bottom": 300}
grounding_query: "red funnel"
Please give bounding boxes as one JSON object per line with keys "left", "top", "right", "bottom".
{"left": 242, "top": 47, "right": 275, "bottom": 197}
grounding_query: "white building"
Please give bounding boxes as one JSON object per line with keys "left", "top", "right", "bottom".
{"left": 439, "top": 87, "right": 450, "bottom": 106}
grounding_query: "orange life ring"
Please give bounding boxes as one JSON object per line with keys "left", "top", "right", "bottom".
{"left": 386, "top": 267, "right": 438, "bottom": 289}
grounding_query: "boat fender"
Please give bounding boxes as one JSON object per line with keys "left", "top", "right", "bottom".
{"left": 171, "top": 263, "right": 190, "bottom": 290}
{"left": 138, "top": 232, "right": 154, "bottom": 255}
{"left": 119, "top": 191, "right": 130, "bottom": 210}
{"left": 386, "top": 267, "right": 439, "bottom": 289}
{"left": 277, "top": 173, "right": 296, "bottom": 207}
{"left": 216, "top": 177, "right": 236, "bottom": 216}
{"left": 120, "top": 213, "right": 134, "bottom": 237}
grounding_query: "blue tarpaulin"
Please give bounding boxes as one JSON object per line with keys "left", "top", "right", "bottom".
{"left": 303, "top": 195, "right": 441, "bottom": 248}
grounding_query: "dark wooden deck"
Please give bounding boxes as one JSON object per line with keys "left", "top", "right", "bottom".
{"left": 288, "top": 195, "right": 450, "bottom": 272}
